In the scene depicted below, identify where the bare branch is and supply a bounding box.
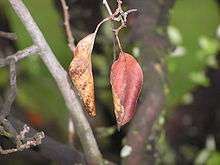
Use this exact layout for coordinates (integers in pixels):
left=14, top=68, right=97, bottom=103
left=0, top=45, right=39, bottom=68
left=102, top=0, right=113, bottom=15
left=0, top=46, right=39, bottom=142
left=0, top=124, right=44, bottom=155
left=122, top=0, right=176, bottom=164
left=59, top=0, right=76, bottom=146
left=113, top=25, right=124, bottom=52
left=102, top=0, right=137, bottom=52
left=59, top=0, right=76, bottom=52
left=8, top=0, right=103, bottom=164
left=0, top=57, right=45, bottom=156
left=0, top=57, right=16, bottom=118
left=0, top=31, right=17, bottom=40
left=9, top=116, right=86, bottom=164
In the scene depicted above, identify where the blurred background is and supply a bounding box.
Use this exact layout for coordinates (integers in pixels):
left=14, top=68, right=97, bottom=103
left=0, top=0, right=219, bottom=164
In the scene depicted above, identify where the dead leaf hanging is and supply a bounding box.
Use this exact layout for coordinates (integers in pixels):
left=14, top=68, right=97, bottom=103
left=110, top=52, right=143, bottom=128
left=69, top=33, right=96, bottom=117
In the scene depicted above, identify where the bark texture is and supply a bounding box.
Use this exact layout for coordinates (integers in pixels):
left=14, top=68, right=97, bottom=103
left=123, top=0, right=176, bottom=164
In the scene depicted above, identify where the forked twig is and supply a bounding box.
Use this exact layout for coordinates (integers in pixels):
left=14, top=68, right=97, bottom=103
left=0, top=45, right=39, bottom=68
left=0, top=124, right=44, bottom=154
left=8, top=0, right=103, bottom=164
left=0, top=50, right=44, bottom=155
left=102, top=0, right=137, bottom=52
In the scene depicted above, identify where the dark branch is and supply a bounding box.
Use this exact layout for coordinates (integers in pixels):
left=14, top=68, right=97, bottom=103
left=8, top=0, right=103, bottom=164
left=0, top=47, right=44, bottom=156
left=123, top=0, right=176, bottom=164
left=7, top=117, right=86, bottom=165
left=0, top=58, right=16, bottom=118
left=0, top=124, right=44, bottom=155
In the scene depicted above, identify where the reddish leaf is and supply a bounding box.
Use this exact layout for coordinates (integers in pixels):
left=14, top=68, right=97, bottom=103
left=69, top=33, right=96, bottom=117
left=110, top=52, right=143, bottom=128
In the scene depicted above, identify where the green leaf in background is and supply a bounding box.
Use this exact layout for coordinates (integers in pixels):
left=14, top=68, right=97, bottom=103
left=195, top=136, right=216, bottom=165
left=167, top=26, right=183, bottom=46
left=167, top=0, right=220, bottom=107
left=207, top=152, right=220, bottom=165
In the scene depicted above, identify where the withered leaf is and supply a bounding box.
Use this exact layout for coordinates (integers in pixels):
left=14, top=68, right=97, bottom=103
left=110, top=52, right=143, bottom=128
left=69, top=33, right=96, bottom=117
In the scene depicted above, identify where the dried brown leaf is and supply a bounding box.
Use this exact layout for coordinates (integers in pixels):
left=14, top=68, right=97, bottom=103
left=69, top=33, right=96, bottom=117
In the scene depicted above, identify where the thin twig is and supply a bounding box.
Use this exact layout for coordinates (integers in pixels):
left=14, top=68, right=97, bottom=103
left=94, top=16, right=113, bottom=34
left=102, top=0, right=117, bottom=59
left=59, top=0, right=77, bottom=146
left=8, top=0, right=103, bottom=164
left=10, top=116, right=86, bottom=164
left=0, top=124, right=44, bottom=154
left=0, top=45, right=39, bottom=68
left=102, top=0, right=137, bottom=53
left=0, top=55, right=44, bottom=155
left=0, top=31, right=17, bottom=40
left=0, top=57, right=16, bottom=118
left=102, top=0, right=113, bottom=15
left=60, top=0, right=76, bottom=52
left=113, top=24, right=125, bottom=52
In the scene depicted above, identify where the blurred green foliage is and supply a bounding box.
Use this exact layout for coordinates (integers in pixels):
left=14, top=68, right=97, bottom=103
left=167, top=0, right=220, bottom=107
left=163, top=0, right=220, bottom=164
left=207, top=152, right=220, bottom=165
